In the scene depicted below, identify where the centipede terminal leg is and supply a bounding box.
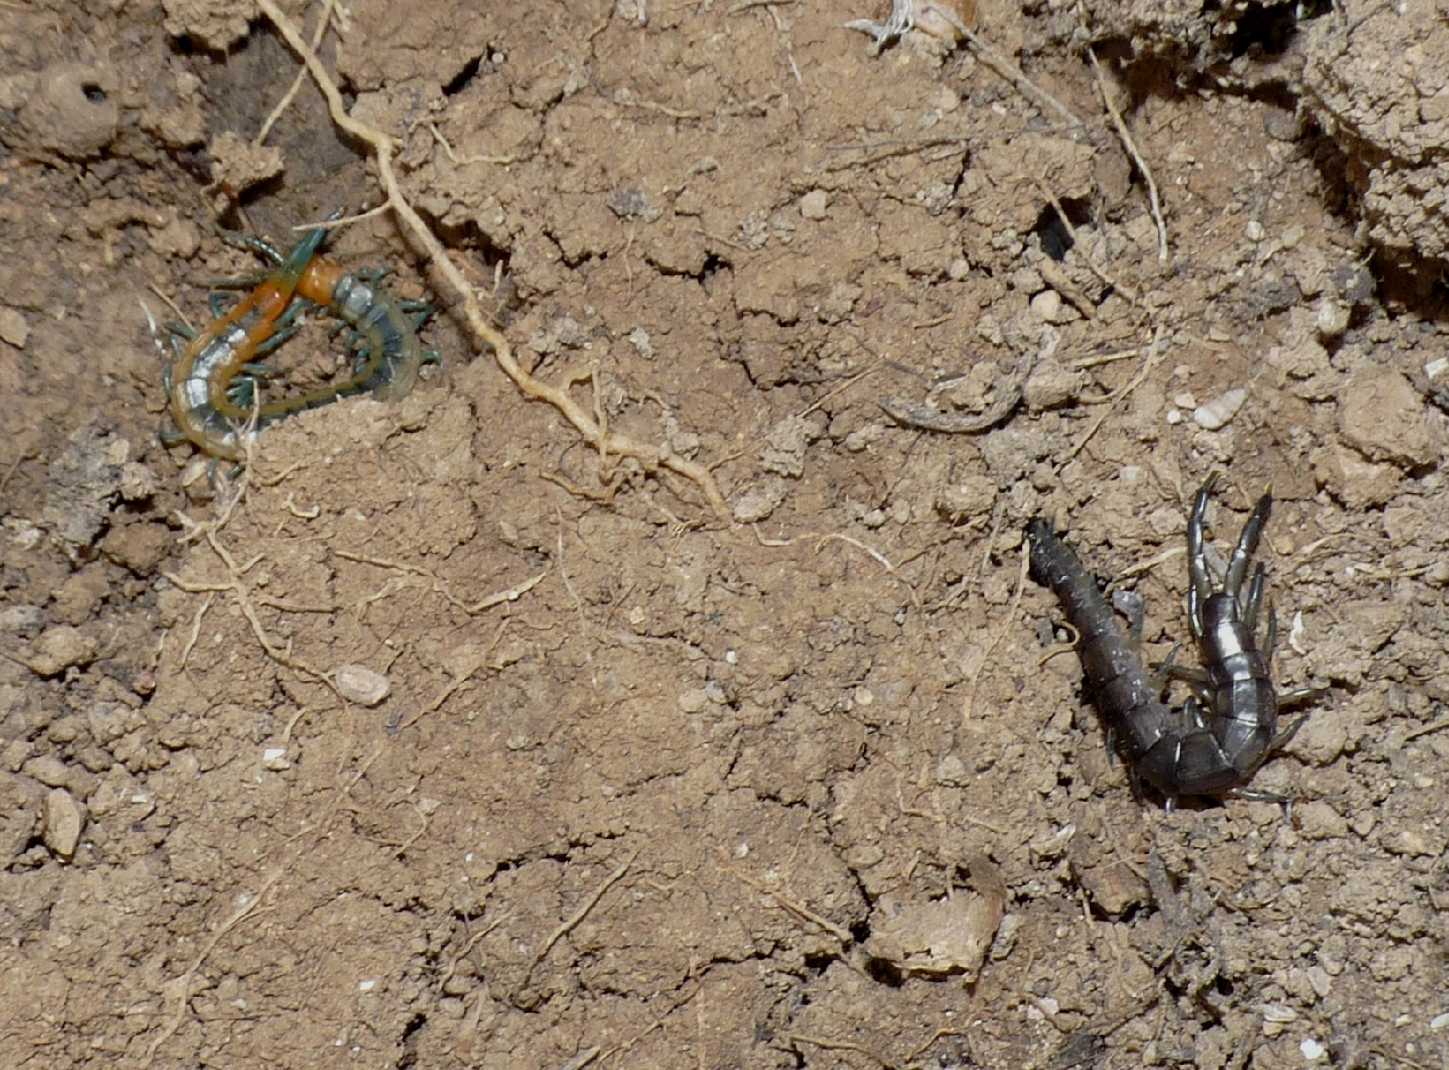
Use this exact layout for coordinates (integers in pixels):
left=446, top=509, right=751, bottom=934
left=1223, top=494, right=1272, bottom=599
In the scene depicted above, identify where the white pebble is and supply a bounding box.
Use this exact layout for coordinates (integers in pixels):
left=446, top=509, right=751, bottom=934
left=1193, top=387, right=1248, bottom=430
left=1300, top=1038, right=1326, bottom=1061
left=1030, top=289, right=1062, bottom=322
left=336, top=664, right=391, bottom=707
left=799, top=189, right=829, bottom=220
left=1431, top=1011, right=1449, bottom=1031
left=261, top=747, right=291, bottom=771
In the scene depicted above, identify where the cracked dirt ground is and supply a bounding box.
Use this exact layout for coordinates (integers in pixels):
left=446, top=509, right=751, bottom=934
left=1, top=1, right=1447, bottom=1067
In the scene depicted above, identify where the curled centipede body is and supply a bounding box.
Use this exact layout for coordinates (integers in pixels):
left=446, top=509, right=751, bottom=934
left=1026, top=494, right=1310, bottom=809
left=161, top=215, right=434, bottom=462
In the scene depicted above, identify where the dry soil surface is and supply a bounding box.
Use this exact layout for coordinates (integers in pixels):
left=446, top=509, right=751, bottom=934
left=1, top=1, right=1447, bottom=1068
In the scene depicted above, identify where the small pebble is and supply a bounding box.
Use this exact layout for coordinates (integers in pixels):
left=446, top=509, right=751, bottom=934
left=261, top=746, right=290, bottom=771
left=1260, top=1003, right=1297, bottom=1024
left=1300, top=1038, right=1326, bottom=1061
left=1193, top=387, right=1248, bottom=430
left=799, top=190, right=828, bottom=220
left=0, top=307, right=28, bottom=348
left=42, top=788, right=85, bottom=858
left=335, top=664, right=390, bottom=707
left=1029, top=289, right=1062, bottom=322
left=1314, top=296, right=1350, bottom=339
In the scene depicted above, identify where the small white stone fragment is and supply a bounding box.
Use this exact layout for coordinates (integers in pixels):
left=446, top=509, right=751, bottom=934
left=799, top=190, right=829, bottom=220
left=1314, top=296, right=1350, bottom=339
left=336, top=664, right=390, bottom=707
left=42, top=788, right=85, bottom=858
left=1194, top=387, right=1248, bottom=430
left=1245, top=219, right=1265, bottom=242
left=358, top=978, right=377, bottom=992
left=1289, top=610, right=1308, bottom=656
left=1300, top=1038, right=1326, bottom=1061
left=1430, top=1011, right=1449, bottom=1031
left=1029, top=289, right=1062, bottom=322
left=261, top=747, right=291, bottom=771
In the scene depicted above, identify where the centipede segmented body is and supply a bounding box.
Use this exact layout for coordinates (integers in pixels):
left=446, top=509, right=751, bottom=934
left=162, top=215, right=435, bottom=462
left=1027, top=475, right=1315, bottom=809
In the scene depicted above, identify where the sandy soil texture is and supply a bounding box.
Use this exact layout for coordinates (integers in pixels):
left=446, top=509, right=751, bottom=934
left=1, top=1, right=1446, bottom=1067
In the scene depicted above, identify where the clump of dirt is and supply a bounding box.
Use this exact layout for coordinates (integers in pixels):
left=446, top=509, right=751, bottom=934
left=1, top=0, right=1447, bottom=1067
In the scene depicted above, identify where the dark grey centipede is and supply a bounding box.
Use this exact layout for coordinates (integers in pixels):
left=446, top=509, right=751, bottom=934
left=1026, top=475, right=1315, bottom=808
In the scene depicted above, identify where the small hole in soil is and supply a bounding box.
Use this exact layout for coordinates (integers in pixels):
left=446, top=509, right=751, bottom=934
left=443, top=55, right=482, bottom=96
left=82, top=82, right=107, bottom=103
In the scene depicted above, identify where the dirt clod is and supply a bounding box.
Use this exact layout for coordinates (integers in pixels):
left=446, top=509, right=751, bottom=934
left=42, top=788, right=85, bottom=858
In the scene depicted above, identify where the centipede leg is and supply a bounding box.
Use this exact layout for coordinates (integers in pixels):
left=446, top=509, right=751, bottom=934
left=222, top=231, right=286, bottom=265
left=226, top=379, right=257, bottom=408
left=252, top=325, right=300, bottom=357
left=1278, top=686, right=1319, bottom=707
left=1153, top=644, right=1213, bottom=701
left=1186, top=478, right=1216, bottom=642
left=207, top=292, right=239, bottom=318
left=1223, top=493, right=1272, bottom=600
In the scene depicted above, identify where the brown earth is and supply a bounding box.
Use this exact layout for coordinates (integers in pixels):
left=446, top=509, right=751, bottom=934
left=1, top=1, right=1447, bottom=1067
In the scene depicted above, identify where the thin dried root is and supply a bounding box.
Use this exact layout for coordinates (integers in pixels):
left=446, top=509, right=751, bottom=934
left=256, top=0, right=731, bottom=523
